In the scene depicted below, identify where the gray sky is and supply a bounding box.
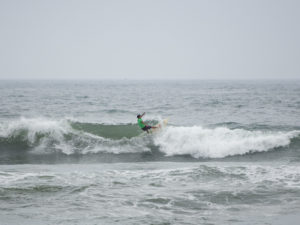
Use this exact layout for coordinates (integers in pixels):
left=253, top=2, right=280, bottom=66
left=0, top=0, right=299, bottom=80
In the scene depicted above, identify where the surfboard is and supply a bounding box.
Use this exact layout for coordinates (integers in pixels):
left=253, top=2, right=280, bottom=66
left=152, top=119, right=168, bottom=133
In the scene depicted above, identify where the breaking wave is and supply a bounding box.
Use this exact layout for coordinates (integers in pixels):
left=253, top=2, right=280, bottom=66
left=0, top=118, right=299, bottom=162
left=154, top=126, right=300, bottom=158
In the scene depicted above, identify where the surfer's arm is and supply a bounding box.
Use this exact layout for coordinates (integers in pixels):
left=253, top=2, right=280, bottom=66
left=141, top=112, right=145, bottom=118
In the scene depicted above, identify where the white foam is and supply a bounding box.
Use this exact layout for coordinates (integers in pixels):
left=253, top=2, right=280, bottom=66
left=154, top=126, right=300, bottom=158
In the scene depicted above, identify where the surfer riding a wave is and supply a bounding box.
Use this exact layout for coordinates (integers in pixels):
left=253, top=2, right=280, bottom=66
left=137, top=112, right=158, bottom=133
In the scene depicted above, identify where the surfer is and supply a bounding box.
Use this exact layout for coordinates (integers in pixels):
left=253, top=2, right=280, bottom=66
left=137, top=112, right=158, bottom=133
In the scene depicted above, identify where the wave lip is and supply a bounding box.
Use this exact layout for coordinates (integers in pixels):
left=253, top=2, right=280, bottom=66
left=154, top=126, right=300, bottom=158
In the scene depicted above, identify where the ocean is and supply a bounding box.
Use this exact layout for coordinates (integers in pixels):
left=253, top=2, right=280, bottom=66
left=0, top=80, right=300, bottom=225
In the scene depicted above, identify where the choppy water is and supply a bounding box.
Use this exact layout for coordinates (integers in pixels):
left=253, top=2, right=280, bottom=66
left=0, top=80, right=300, bottom=224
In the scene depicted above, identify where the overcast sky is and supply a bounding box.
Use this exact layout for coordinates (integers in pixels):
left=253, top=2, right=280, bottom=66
left=0, top=0, right=299, bottom=80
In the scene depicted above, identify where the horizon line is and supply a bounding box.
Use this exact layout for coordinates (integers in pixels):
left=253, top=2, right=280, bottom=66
left=0, top=78, right=300, bottom=81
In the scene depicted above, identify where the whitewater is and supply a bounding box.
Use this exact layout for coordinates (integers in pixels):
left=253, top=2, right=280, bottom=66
left=1, top=80, right=300, bottom=224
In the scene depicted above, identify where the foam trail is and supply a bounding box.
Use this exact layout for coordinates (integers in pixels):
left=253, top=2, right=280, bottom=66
left=154, top=126, right=300, bottom=158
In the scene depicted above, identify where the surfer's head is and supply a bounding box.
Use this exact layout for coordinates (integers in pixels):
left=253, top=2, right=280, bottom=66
left=137, top=114, right=141, bottom=118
